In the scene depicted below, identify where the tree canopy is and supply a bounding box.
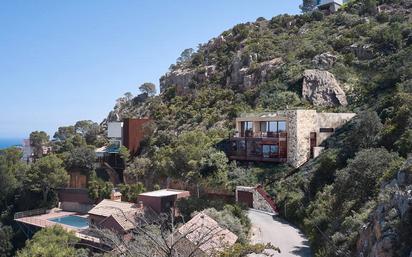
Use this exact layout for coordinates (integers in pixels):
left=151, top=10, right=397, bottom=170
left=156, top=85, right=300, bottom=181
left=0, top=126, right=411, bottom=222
left=139, top=82, right=156, bottom=96
left=16, top=226, right=79, bottom=257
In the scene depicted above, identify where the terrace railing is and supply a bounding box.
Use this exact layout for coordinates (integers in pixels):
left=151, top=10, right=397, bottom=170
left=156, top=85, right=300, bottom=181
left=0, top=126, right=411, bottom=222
left=233, top=131, right=287, bottom=139
left=14, top=208, right=47, bottom=219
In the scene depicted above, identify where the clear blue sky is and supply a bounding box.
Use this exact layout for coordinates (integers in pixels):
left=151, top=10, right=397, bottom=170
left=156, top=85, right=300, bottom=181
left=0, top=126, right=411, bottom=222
left=0, top=0, right=301, bottom=138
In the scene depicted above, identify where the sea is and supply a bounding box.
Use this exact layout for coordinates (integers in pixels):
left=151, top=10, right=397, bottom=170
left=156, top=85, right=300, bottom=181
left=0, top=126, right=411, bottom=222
left=0, top=138, right=23, bottom=149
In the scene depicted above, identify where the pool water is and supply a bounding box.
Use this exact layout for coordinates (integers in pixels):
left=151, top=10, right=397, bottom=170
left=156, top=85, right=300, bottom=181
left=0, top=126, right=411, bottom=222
left=49, top=215, right=89, bottom=229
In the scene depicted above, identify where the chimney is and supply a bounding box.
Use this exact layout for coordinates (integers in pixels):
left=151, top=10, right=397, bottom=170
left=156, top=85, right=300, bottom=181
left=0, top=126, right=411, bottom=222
left=110, top=189, right=122, bottom=202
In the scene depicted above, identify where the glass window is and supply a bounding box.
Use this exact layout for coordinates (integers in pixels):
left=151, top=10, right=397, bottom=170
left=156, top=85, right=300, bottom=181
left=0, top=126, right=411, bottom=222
left=245, top=121, right=253, bottom=131
left=241, top=122, right=253, bottom=136
left=277, top=121, right=286, bottom=132
left=241, top=121, right=253, bottom=132
left=260, top=122, right=267, bottom=132
left=262, top=145, right=270, bottom=158
left=270, top=145, right=279, bottom=154
left=262, top=144, right=279, bottom=157
left=268, top=122, right=277, bottom=132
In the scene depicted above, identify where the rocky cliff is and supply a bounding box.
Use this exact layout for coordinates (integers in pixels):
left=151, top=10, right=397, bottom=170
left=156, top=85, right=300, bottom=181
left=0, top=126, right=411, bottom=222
left=356, top=158, right=412, bottom=257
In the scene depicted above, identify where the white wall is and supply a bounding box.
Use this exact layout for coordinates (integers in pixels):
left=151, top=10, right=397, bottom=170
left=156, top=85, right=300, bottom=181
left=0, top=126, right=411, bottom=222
left=108, top=122, right=123, bottom=138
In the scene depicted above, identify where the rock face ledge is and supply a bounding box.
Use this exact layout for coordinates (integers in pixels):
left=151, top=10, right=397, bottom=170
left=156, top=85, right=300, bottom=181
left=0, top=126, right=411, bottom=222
left=312, top=52, right=337, bottom=70
left=302, top=69, right=348, bottom=107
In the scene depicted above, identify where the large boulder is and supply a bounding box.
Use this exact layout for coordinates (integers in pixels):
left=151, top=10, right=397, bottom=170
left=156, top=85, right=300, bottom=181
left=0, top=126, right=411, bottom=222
left=302, top=69, right=348, bottom=107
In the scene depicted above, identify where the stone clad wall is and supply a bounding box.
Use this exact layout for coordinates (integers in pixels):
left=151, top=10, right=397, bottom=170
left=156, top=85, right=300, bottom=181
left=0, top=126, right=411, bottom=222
left=236, top=186, right=274, bottom=213
left=287, top=110, right=317, bottom=168
left=316, top=112, right=356, bottom=145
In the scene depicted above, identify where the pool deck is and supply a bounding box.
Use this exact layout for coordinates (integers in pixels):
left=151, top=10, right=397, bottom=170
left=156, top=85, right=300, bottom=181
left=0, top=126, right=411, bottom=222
left=14, top=208, right=87, bottom=231
left=14, top=208, right=101, bottom=243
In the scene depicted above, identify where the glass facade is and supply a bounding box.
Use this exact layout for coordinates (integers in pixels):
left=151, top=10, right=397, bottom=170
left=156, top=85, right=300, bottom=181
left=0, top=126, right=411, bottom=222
left=259, top=121, right=286, bottom=134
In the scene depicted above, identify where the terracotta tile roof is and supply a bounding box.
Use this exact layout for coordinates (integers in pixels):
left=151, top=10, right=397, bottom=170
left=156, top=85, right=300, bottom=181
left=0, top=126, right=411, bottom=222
left=88, top=199, right=143, bottom=231
left=177, top=213, right=238, bottom=255
left=88, top=199, right=141, bottom=217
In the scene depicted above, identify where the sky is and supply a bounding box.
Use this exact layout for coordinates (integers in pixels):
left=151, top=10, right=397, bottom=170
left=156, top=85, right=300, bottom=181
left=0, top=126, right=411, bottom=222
left=0, top=0, right=301, bottom=138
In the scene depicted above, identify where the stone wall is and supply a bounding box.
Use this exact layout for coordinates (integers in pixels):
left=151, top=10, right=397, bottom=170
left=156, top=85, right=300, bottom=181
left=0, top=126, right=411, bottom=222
left=316, top=112, right=356, bottom=145
left=236, top=186, right=274, bottom=214
left=287, top=110, right=317, bottom=168
left=59, top=202, right=93, bottom=214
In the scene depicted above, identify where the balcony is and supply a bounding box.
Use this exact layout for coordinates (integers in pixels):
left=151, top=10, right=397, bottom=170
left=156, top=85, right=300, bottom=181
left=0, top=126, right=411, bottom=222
left=228, top=134, right=288, bottom=163
left=233, top=131, right=287, bottom=139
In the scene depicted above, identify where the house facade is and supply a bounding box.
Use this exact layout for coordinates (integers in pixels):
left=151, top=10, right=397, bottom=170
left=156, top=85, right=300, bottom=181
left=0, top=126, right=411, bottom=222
left=95, top=118, right=152, bottom=185
left=316, top=0, right=348, bottom=12
left=104, top=118, right=151, bottom=156
left=137, top=189, right=190, bottom=216
left=228, top=109, right=355, bottom=168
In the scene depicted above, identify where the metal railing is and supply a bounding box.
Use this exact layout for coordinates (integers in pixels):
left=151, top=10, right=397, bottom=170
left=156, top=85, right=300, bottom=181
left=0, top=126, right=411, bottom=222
left=233, top=131, right=287, bottom=139
left=14, top=208, right=47, bottom=219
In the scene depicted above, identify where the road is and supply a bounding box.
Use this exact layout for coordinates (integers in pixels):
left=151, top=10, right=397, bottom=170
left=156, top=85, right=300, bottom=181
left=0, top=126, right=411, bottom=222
left=247, top=210, right=312, bottom=257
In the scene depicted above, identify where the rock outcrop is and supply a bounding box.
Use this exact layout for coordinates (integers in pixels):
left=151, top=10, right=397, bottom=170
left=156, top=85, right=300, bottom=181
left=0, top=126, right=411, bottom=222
left=227, top=52, right=283, bottom=90
left=356, top=158, right=412, bottom=257
left=302, top=69, right=348, bottom=107
left=312, top=52, right=337, bottom=70
left=159, top=68, right=196, bottom=95
left=349, top=43, right=375, bottom=60
left=159, top=65, right=218, bottom=95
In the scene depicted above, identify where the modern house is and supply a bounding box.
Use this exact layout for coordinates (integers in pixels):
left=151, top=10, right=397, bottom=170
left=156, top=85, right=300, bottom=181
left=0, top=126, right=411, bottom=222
left=171, top=213, right=238, bottom=257
left=88, top=197, right=144, bottom=235
left=228, top=109, right=355, bottom=168
left=137, top=189, right=190, bottom=216
left=95, top=118, right=151, bottom=184
left=102, top=118, right=151, bottom=156
left=316, top=0, right=348, bottom=12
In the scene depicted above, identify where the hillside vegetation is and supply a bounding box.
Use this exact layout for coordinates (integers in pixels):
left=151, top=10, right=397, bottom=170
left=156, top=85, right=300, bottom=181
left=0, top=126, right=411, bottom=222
left=1, top=0, right=411, bottom=256
left=106, top=0, right=412, bottom=256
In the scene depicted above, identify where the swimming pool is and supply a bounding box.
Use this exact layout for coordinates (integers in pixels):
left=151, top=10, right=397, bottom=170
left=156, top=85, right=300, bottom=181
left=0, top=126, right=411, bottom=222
left=48, top=215, right=89, bottom=229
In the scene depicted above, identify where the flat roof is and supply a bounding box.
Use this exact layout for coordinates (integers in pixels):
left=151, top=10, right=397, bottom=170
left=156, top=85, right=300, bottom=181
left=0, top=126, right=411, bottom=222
left=139, top=189, right=188, bottom=197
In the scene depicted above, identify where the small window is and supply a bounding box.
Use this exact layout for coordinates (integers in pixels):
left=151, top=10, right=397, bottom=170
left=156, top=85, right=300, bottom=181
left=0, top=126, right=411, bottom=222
left=320, top=128, right=334, bottom=133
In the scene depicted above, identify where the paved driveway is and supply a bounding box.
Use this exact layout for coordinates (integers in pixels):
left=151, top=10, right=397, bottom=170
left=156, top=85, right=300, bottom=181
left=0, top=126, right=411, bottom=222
left=248, top=210, right=312, bottom=257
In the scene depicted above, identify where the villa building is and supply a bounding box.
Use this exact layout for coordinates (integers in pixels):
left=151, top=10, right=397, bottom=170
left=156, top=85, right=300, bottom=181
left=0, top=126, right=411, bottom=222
left=316, top=0, right=348, bottom=12
left=228, top=109, right=355, bottom=168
